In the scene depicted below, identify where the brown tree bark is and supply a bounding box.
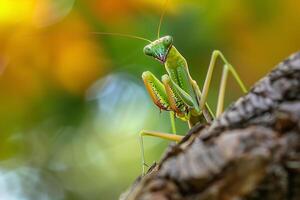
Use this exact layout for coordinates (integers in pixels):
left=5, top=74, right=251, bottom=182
left=121, top=52, right=300, bottom=200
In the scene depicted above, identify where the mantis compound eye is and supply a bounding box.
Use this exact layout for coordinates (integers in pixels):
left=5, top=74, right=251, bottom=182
left=143, top=46, right=153, bottom=56
left=163, top=36, right=173, bottom=47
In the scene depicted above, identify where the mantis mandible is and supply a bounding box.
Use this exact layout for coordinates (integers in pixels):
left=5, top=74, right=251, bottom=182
left=93, top=0, right=248, bottom=175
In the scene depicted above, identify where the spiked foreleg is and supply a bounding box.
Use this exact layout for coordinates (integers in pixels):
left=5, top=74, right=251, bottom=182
left=162, top=75, right=209, bottom=127
left=142, top=71, right=171, bottom=111
left=142, top=71, right=177, bottom=134
left=166, top=65, right=200, bottom=114
left=161, top=74, right=194, bottom=116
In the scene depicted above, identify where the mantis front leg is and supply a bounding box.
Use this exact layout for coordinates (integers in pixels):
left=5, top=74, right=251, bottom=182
left=143, top=71, right=195, bottom=133
left=200, top=50, right=248, bottom=117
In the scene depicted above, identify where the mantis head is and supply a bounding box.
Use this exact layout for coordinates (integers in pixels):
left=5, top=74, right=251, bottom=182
left=143, top=35, right=173, bottom=63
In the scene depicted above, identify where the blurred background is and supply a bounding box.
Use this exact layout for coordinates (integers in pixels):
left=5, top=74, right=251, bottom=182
left=0, top=0, right=300, bottom=199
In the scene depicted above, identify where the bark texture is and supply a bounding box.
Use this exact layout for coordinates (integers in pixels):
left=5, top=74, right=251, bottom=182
left=121, top=52, right=300, bottom=200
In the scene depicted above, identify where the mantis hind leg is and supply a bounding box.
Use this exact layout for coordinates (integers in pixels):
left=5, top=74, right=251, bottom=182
left=216, top=64, right=231, bottom=117
left=200, top=50, right=248, bottom=117
left=139, top=130, right=183, bottom=175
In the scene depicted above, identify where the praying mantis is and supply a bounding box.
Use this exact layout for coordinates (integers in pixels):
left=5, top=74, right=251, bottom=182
left=138, top=3, right=248, bottom=174
left=94, top=0, right=248, bottom=175
left=139, top=41, right=247, bottom=174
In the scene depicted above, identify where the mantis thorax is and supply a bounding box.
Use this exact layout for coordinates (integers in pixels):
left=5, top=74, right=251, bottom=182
left=165, top=46, right=187, bottom=69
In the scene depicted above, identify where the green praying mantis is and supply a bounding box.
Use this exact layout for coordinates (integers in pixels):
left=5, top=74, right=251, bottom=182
left=94, top=0, right=248, bottom=175
left=139, top=40, right=247, bottom=174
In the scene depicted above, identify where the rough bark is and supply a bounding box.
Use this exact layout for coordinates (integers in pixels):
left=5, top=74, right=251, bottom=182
left=120, top=52, right=300, bottom=200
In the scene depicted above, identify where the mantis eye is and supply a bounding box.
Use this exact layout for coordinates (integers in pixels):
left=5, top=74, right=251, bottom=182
left=163, top=36, right=173, bottom=46
left=143, top=46, right=152, bottom=56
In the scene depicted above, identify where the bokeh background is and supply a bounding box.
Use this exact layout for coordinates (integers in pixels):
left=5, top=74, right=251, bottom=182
left=0, top=0, right=300, bottom=199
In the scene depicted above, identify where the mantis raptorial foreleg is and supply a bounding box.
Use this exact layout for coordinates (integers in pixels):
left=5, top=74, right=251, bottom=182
left=200, top=50, right=248, bottom=117
left=142, top=71, right=192, bottom=132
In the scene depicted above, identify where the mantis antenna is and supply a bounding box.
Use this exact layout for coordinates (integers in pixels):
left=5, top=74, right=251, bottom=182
left=157, top=0, right=169, bottom=39
left=91, top=32, right=152, bottom=43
